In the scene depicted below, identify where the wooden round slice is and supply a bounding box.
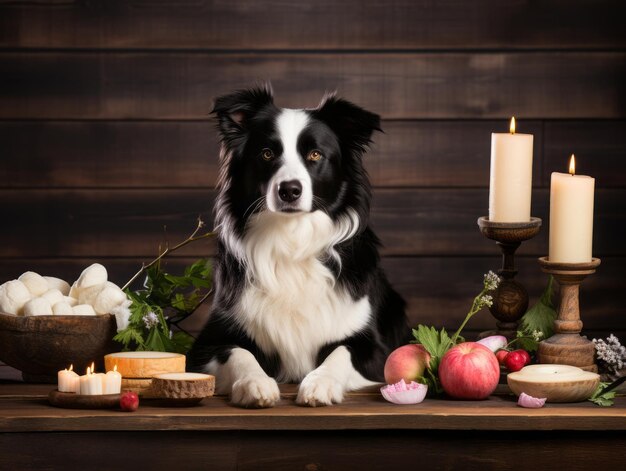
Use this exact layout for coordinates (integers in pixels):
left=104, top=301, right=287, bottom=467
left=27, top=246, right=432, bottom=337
left=151, top=372, right=215, bottom=403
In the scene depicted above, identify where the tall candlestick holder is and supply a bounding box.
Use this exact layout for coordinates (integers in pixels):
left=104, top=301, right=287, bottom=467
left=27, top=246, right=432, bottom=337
left=536, top=257, right=601, bottom=372
left=477, top=216, right=542, bottom=339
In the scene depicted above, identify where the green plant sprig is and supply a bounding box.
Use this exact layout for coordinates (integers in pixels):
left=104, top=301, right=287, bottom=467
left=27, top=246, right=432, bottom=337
left=411, top=271, right=500, bottom=395
left=121, top=218, right=215, bottom=291
left=113, top=218, right=215, bottom=354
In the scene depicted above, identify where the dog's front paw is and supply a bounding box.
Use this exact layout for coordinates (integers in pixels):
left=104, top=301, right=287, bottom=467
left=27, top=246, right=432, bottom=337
left=231, top=374, right=280, bottom=408
left=296, top=373, right=344, bottom=407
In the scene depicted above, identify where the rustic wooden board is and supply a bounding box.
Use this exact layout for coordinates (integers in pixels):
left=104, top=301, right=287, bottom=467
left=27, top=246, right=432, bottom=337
left=2, top=53, right=625, bottom=119
left=0, top=120, right=545, bottom=189
left=0, top=256, right=623, bottom=335
left=0, top=121, right=220, bottom=189
left=0, top=384, right=625, bottom=432
left=1, top=430, right=625, bottom=471
left=1, top=0, right=624, bottom=50
left=2, top=188, right=625, bottom=257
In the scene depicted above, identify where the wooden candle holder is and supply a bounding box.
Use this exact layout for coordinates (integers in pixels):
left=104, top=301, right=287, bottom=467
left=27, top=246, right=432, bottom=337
left=477, top=217, right=542, bottom=339
left=537, top=257, right=601, bottom=372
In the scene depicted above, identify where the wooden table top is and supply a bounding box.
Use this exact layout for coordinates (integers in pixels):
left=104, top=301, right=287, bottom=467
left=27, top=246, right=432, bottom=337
left=1, top=381, right=625, bottom=433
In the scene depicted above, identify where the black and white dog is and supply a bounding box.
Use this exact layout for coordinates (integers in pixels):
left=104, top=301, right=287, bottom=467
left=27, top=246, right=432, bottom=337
left=187, top=85, right=408, bottom=407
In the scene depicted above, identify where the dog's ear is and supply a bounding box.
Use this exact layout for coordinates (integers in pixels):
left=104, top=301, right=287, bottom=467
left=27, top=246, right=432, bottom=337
left=212, top=85, right=274, bottom=142
left=313, top=94, right=382, bottom=154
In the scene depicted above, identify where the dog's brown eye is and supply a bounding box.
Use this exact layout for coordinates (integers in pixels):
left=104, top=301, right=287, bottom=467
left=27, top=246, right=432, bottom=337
left=261, top=149, right=274, bottom=161
left=308, top=150, right=322, bottom=161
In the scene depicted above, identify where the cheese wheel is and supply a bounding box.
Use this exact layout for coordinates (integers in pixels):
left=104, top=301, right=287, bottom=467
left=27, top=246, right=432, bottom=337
left=104, top=351, right=185, bottom=378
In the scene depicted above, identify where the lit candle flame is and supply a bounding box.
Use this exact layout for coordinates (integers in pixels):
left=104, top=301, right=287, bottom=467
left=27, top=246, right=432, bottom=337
left=86, top=366, right=91, bottom=375
left=113, top=364, right=118, bottom=373
left=90, top=361, right=95, bottom=373
left=69, top=364, right=73, bottom=372
left=509, top=117, right=516, bottom=134
left=569, top=154, right=576, bottom=176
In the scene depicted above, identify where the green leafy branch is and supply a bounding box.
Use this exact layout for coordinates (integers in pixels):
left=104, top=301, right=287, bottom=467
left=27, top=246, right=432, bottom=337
left=113, top=219, right=215, bottom=354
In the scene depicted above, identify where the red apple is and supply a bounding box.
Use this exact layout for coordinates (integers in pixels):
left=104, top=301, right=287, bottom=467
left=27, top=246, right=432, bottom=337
left=495, top=350, right=509, bottom=365
left=439, top=342, right=500, bottom=400
left=120, top=391, right=139, bottom=412
left=384, top=344, right=431, bottom=384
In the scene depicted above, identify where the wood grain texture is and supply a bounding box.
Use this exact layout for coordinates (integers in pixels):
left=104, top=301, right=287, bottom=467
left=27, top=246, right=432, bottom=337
left=0, top=384, right=625, bottom=432
left=0, top=121, right=220, bottom=188
left=0, top=120, right=544, bottom=189
left=0, top=430, right=624, bottom=471
left=1, top=0, right=625, bottom=50
left=2, top=52, right=625, bottom=119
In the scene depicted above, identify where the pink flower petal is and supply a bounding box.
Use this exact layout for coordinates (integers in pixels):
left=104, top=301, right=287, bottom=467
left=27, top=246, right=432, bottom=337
left=380, top=380, right=428, bottom=405
left=517, top=392, right=547, bottom=408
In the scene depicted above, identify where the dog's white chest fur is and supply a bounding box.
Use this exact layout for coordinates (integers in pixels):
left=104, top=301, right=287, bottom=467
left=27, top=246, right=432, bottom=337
left=236, top=211, right=371, bottom=382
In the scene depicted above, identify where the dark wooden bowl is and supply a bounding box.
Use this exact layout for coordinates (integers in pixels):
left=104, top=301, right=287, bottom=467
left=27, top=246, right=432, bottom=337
left=0, top=313, right=119, bottom=383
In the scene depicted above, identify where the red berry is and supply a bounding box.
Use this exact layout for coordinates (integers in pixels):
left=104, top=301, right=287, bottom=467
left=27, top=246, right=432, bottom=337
left=120, top=391, right=139, bottom=412
left=504, top=351, right=526, bottom=372
left=516, top=349, right=531, bottom=366
left=495, top=350, right=509, bottom=365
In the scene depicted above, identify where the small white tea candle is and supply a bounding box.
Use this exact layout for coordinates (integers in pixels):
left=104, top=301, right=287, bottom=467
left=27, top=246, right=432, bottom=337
left=549, top=155, right=595, bottom=263
left=79, top=365, right=103, bottom=395
left=489, top=117, right=534, bottom=222
left=57, top=364, right=80, bottom=393
left=104, top=365, right=122, bottom=394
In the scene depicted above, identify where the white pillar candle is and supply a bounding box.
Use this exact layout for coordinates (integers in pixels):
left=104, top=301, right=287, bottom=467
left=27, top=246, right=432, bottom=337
left=489, top=117, right=534, bottom=222
left=79, top=366, right=103, bottom=395
left=95, top=372, right=107, bottom=391
left=104, top=365, right=122, bottom=394
left=57, top=364, right=80, bottom=393
left=549, top=155, right=595, bottom=263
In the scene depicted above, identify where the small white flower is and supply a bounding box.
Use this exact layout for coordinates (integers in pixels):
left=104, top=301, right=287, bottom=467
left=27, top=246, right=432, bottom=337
left=483, top=271, right=501, bottom=291
left=479, top=294, right=493, bottom=308
left=532, top=330, right=544, bottom=341
left=142, top=311, right=159, bottom=329
left=594, top=335, right=626, bottom=372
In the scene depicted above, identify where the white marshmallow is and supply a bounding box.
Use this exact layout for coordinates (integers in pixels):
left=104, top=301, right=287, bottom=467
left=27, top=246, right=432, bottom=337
left=78, top=283, right=106, bottom=306
left=72, top=304, right=96, bottom=316
left=18, top=272, right=49, bottom=297
left=68, top=281, right=80, bottom=299
left=0, top=280, right=32, bottom=315
left=23, top=297, right=53, bottom=316
left=40, top=289, right=64, bottom=305
left=63, top=296, right=78, bottom=307
left=43, top=276, right=71, bottom=296
left=52, top=301, right=74, bottom=316
left=93, top=284, right=128, bottom=315
left=75, top=263, right=108, bottom=290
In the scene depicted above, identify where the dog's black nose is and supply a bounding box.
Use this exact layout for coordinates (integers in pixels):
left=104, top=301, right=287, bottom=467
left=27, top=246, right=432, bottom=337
left=278, top=180, right=302, bottom=203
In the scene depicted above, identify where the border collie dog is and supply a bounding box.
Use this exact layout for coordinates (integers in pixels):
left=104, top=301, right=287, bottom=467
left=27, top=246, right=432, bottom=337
left=188, top=85, right=408, bottom=407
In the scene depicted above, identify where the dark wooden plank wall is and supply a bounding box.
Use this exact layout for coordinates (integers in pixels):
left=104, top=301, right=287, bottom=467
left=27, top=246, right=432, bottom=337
left=1, top=0, right=625, bottom=341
